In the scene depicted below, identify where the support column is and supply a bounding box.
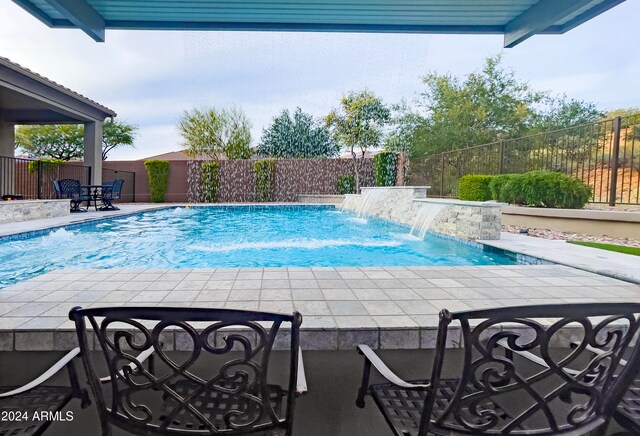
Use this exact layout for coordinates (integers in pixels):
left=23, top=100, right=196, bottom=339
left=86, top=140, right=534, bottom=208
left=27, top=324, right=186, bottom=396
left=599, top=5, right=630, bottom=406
left=0, top=120, right=16, bottom=196
left=83, top=120, right=102, bottom=184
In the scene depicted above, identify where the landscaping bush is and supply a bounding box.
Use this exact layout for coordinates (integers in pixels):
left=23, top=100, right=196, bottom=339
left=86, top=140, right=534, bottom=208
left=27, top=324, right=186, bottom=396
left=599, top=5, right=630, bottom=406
left=458, top=175, right=494, bottom=201
left=500, top=171, right=591, bottom=208
left=253, top=159, right=276, bottom=202
left=144, top=160, right=169, bottom=203
left=373, top=151, right=398, bottom=186
left=521, top=171, right=591, bottom=208
left=489, top=173, right=519, bottom=201
left=200, top=161, right=220, bottom=202
left=337, top=175, right=356, bottom=194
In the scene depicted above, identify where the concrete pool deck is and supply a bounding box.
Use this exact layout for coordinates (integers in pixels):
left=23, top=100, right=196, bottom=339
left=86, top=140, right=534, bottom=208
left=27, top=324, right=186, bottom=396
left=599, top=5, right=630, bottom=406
left=1, top=203, right=639, bottom=352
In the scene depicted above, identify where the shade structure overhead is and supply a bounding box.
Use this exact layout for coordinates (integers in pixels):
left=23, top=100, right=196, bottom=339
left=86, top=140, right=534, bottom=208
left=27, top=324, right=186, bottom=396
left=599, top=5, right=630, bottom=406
left=12, top=0, right=625, bottom=46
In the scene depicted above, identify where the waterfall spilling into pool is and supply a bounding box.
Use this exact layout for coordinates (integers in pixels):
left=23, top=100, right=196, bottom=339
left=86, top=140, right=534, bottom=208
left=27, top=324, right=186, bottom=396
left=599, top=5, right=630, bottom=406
left=410, top=204, right=446, bottom=239
left=357, top=188, right=385, bottom=219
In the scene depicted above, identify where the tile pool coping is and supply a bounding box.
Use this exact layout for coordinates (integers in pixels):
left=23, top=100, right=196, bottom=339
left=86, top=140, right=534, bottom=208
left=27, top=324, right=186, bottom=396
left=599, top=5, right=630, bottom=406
left=0, top=264, right=639, bottom=351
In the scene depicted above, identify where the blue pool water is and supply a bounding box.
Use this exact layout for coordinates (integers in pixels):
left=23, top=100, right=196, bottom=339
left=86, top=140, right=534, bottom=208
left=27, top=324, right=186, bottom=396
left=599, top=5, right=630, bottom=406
left=0, top=206, right=515, bottom=287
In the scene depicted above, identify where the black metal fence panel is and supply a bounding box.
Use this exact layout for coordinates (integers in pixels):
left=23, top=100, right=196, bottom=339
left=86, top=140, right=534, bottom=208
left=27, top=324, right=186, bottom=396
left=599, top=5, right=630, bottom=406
left=0, top=157, right=91, bottom=199
left=408, top=115, right=640, bottom=205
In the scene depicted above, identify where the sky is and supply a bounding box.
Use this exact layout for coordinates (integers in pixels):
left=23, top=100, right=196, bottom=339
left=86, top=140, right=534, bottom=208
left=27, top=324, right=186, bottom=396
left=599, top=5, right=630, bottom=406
left=0, top=1, right=638, bottom=161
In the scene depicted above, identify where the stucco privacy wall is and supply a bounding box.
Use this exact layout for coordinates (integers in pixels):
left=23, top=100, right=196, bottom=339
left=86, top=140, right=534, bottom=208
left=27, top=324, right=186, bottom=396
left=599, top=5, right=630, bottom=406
left=341, top=187, right=502, bottom=240
left=0, top=199, right=69, bottom=224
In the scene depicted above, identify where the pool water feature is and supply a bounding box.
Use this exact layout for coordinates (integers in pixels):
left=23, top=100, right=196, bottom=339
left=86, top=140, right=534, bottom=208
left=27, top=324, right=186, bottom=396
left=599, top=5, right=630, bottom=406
left=0, top=206, right=516, bottom=287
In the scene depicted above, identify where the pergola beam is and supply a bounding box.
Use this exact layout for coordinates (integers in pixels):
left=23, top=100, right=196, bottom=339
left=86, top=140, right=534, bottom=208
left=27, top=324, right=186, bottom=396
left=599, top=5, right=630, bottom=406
left=42, top=0, right=105, bottom=42
left=504, top=0, right=600, bottom=48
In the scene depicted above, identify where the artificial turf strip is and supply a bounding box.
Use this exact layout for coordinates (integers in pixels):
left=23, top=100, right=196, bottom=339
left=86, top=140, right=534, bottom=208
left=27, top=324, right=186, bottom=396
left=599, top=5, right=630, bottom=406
left=568, top=240, right=640, bottom=256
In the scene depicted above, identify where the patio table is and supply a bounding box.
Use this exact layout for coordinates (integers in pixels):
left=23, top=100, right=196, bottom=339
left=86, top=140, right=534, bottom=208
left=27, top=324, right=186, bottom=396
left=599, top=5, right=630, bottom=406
left=81, top=184, right=111, bottom=211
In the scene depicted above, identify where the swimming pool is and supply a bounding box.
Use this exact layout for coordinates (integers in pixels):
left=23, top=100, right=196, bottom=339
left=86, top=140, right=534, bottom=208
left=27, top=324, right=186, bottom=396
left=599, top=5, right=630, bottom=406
left=0, top=205, right=516, bottom=287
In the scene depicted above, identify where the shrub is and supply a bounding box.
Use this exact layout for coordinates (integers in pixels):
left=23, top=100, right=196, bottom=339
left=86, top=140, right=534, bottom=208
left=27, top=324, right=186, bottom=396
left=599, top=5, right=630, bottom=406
left=144, top=160, right=170, bottom=203
left=500, top=174, right=528, bottom=205
left=458, top=175, right=494, bottom=201
left=200, top=161, right=220, bottom=202
left=519, top=171, right=592, bottom=208
left=489, top=174, right=519, bottom=201
left=253, top=159, right=276, bottom=202
left=373, top=152, right=398, bottom=186
left=337, top=175, right=356, bottom=194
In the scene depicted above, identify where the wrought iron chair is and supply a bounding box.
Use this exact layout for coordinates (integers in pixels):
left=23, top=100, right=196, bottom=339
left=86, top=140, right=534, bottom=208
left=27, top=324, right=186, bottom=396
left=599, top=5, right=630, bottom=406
left=0, top=347, right=90, bottom=436
left=53, top=179, right=91, bottom=212
left=355, top=303, right=640, bottom=436
left=69, top=306, right=306, bottom=436
left=98, top=179, right=124, bottom=211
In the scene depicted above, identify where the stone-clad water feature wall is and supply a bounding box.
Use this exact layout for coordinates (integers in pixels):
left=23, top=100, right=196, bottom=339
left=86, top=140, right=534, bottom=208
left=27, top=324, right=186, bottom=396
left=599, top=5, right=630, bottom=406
left=341, top=187, right=502, bottom=240
left=0, top=199, right=69, bottom=224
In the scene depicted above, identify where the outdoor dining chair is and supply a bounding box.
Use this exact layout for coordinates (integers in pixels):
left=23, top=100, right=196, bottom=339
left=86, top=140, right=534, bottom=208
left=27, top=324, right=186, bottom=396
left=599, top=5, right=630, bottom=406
left=69, top=306, right=306, bottom=436
left=98, top=179, right=124, bottom=211
left=355, top=303, right=640, bottom=436
left=53, top=179, right=91, bottom=212
left=0, top=347, right=90, bottom=436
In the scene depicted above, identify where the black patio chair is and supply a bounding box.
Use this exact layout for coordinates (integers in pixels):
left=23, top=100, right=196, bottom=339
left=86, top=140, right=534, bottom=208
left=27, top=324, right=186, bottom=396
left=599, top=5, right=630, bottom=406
left=98, top=179, right=124, bottom=211
left=355, top=303, right=640, bottom=436
left=53, top=179, right=91, bottom=212
left=69, top=306, right=306, bottom=436
left=0, top=347, right=90, bottom=436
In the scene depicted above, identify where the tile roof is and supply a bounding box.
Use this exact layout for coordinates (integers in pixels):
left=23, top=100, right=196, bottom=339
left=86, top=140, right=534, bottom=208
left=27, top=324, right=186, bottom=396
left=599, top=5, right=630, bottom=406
left=0, top=56, right=116, bottom=117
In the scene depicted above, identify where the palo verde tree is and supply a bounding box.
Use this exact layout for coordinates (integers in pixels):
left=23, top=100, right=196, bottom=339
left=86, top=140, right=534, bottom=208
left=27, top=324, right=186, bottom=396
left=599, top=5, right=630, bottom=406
left=258, top=107, right=338, bottom=158
left=15, top=120, right=137, bottom=161
left=177, top=107, right=252, bottom=159
left=326, top=90, right=390, bottom=191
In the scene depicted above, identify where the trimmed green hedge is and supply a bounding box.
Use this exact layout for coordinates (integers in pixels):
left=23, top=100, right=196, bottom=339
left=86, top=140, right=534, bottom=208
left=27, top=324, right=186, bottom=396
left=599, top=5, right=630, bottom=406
left=489, top=174, right=519, bottom=202
left=337, top=175, right=356, bottom=194
left=144, top=160, right=170, bottom=203
left=373, top=152, right=398, bottom=186
left=253, top=159, right=276, bottom=202
left=461, top=171, right=592, bottom=208
left=458, top=175, right=494, bottom=201
left=200, top=161, right=220, bottom=203
left=508, top=171, right=591, bottom=208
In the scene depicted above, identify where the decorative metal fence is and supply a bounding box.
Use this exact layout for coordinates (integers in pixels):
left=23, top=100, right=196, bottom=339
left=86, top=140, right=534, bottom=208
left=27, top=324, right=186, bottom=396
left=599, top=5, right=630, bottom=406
left=102, top=168, right=135, bottom=202
left=408, top=115, right=640, bottom=205
left=0, top=156, right=91, bottom=199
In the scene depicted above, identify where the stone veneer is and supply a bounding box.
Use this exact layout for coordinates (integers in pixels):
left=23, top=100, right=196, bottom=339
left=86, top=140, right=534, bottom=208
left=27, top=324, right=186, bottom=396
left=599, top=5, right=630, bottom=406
left=0, top=199, right=70, bottom=224
left=341, top=187, right=502, bottom=240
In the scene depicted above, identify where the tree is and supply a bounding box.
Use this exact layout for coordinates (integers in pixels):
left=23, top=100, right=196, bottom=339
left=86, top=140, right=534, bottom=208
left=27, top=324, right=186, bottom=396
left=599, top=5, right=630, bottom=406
left=101, top=120, right=137, bottom=160
left=16, top=124, right=83, bottom=160
left=16, top=120, right=136, bottom=161
left=384, top=102, right=424, bottom=185
left=326, top=90, right=390, bottom=191
left=258, top=107, right=338, bottom=158
left=411, top=55, right=602, bottom=158
left=178, top=107, right=252, bottom=159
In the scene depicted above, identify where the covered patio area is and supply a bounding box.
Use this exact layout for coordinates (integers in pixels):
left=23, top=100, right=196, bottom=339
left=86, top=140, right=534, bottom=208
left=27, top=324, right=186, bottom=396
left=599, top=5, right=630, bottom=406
left=0, top=56, right=116, bottom=197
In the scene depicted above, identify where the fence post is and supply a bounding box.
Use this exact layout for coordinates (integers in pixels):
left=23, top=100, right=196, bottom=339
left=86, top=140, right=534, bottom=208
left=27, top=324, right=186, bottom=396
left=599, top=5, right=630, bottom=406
left=439, top=154, right=445, bottom=197
left=36, top=160, right=42, bottom=199
left=608, top=116, right=622, bottom=207
left=498, top=141, right=505, bottom=174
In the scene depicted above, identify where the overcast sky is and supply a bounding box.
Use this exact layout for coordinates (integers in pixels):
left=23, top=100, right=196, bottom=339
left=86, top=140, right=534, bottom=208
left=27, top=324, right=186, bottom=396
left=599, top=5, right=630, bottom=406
left=1, top=1, right=638, bottom=160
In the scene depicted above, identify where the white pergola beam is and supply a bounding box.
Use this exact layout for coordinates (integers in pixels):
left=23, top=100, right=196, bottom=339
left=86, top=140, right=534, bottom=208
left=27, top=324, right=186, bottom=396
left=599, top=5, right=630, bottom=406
left=43, top=0, right=105, bottom=42
left=504, top=0, right=599, bottom=48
